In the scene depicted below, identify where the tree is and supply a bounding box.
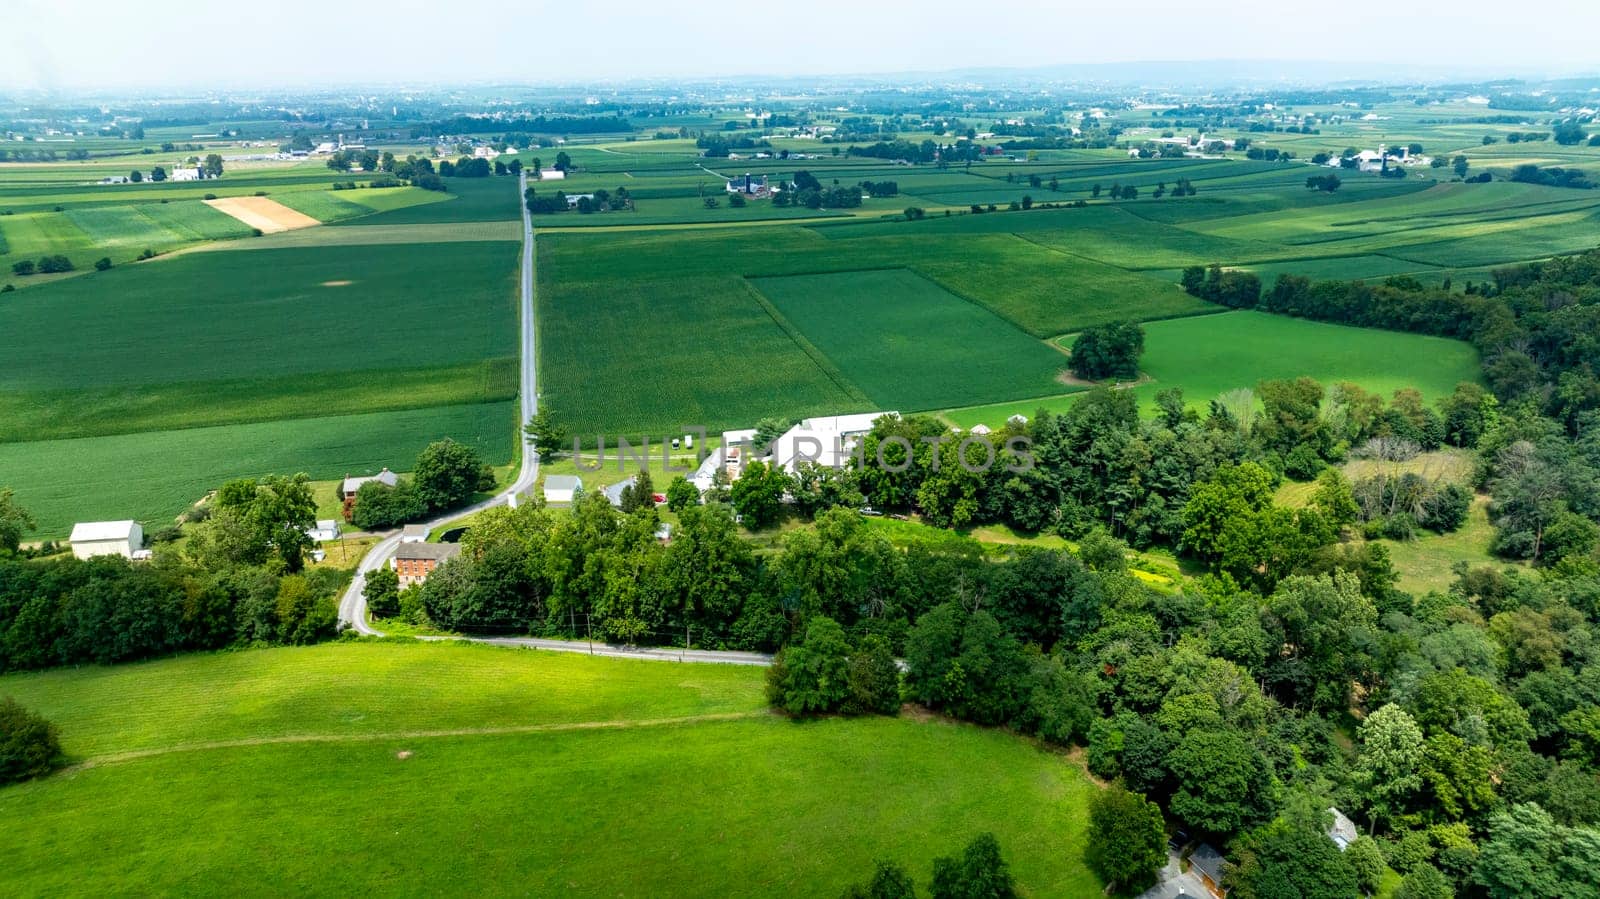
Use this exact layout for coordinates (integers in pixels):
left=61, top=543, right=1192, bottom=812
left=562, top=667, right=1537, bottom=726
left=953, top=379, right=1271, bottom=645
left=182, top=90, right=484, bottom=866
left=150, top=165, right=167, bottom=182
left=930, top=833, right=1016, bottom=899
left=215, top=473, right=318, bottom=571
left=0, top=697, right=61, bottom=784
left=129, top=169, right=143, bottom=183
left=1166, top=728, right=1274, bottom=836
left=1474, top=803, right=1600, bottom=899
left=1229, top=821, right=1359, bottom=899
left=1085, top=784, right=1167, bottom=892
left=1355, top=704, right=1425, bottom=831
left=554, top=151, right=572, bottom=172
left=619, top=469, right=656, bottom=514
left=0, top=488, right=36, bottom=555
left=365, top=565, right=400, bottom=618
left=766, top=615, right=851, bottom=714
left=665, top=475, right=699, bottom=512
left=842, top=861, right=918, bottom=899
left=1069, top=321, right=1145, bottom=380
left=1346, top=836, right=1387, bottom=894
left=1395, top=864, right=1454, bottom=899
left=94, top=257, right=112, bottom=271
left=524, top=407, right=568, bottom=461
left=202, top=154, right=224, bottom=178
left=845, top=633, right=901, bottom=715
left=729, top=461, right=789, bottom=529
left=413, top=438, right=493, bottom=513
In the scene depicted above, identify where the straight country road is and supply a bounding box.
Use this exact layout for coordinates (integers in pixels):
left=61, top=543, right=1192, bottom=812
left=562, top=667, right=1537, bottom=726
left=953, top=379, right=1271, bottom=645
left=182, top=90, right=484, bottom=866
left=335, top=172, right=772, bottom=667
left=336, top=171, right=540, bottom=636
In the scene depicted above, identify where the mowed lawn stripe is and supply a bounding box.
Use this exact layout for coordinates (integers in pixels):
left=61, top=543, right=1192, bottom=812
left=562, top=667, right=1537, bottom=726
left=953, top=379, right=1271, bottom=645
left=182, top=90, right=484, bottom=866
left=751, top=269, right=1068, bottom=412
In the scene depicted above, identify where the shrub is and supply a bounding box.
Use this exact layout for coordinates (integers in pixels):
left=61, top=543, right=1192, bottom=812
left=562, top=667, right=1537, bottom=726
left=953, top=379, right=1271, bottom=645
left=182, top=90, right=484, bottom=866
left=844, top=633, right=901, bottom=715
left=0, top=697, right=62, bottom=784
left=11, top=260, right=35, bottom=276
left=36, top=255, right=74, bottom=274
left=94, top=257, right=112, bottom=271
left=1, top=284, right=14, bottom=293
left=203, top=193, right=217, bottom=200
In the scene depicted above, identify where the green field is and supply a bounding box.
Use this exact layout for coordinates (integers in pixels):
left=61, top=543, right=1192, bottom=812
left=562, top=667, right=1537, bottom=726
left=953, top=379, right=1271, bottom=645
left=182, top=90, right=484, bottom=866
left=942, top=311, right=1480, bottom=429
left=0, top=401, right=515, bottom=536
left=751, top=269, right=1068, bottom=411
left=0, top=643, right=1099, bottom=897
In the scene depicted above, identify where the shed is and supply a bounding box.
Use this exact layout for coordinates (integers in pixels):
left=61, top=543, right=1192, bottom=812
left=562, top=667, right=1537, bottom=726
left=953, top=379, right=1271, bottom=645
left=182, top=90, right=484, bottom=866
left=307, top=519, right=342, bottom=542
left=400, top=524, right=429, bottom=543
left=69, top=520, right=144, bottom=560
left=544, top=474, right=582, bottom=504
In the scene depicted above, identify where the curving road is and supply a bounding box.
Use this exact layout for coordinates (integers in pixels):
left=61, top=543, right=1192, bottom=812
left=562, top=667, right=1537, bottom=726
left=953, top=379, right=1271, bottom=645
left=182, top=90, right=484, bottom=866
left=335, top=172, right=772, bottom=667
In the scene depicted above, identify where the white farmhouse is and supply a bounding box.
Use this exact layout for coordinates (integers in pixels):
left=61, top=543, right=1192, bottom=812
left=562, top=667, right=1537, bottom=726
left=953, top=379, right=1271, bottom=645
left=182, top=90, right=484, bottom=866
left=69, top=520, right=144, bottom=560
left=306, top=519, right=342, bottom=542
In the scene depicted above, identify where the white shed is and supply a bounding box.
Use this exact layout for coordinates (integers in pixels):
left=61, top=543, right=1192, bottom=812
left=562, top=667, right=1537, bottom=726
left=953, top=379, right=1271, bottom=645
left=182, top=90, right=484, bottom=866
left=69, top=520, right=144, bottom=560
left=307, top=519, right=342, bottom=542
left=543, top=474, right=582, bottom=504
left=400, top=524, right=429, bottom=543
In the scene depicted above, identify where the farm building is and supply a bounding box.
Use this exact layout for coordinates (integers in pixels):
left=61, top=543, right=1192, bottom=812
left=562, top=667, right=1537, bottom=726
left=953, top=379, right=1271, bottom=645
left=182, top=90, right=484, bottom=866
left=544, top=474, right=582, bottom=503
left=539, top=169, right=566, bottom=181
left=391, top=542, right=460, bottom=587
left=169, top=167, right=204, bottom=182
left=306, top=520, right=342, bottom=542
left=68, top=520, right=144, bottom=560
left=725, top=173, right=770, bottom=197
left=564, top=193, right=596, bottom=209
left=400, top=524, right=429, bottom=543
left=706, top=413, right=895, bottom=485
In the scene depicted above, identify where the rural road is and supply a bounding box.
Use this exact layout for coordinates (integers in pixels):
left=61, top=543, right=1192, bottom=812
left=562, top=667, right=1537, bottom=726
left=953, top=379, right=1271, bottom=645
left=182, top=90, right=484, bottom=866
left=337, top=171, right=541, bottom=637
left=335, top=172, right=773, bottom=668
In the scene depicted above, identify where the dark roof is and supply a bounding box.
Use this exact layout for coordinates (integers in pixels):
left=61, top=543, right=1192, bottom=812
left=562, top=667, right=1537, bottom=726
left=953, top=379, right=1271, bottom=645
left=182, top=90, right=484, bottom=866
left=395, top=542, right=461, bottom=562
left=1188, top=844, right=1227, bottom=882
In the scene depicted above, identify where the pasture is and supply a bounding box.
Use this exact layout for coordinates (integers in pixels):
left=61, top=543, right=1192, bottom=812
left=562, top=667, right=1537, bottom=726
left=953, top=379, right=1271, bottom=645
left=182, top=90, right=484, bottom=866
left=0, top=643, right=1100, bottom=897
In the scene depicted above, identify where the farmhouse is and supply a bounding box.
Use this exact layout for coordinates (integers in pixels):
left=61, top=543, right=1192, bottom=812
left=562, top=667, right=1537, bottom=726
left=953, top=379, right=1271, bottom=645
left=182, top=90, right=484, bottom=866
left=68, top=520, right=144, bottom=560
left=472, top=146, right=500, bottom=160
left=306, top=519, right=342, bottom=542
left=391, top=542, right=460, bottom=587
left=699, top=413, right=895, bottom=490
left=544, top=474, right=582, bottom=503
left=342, top=468, right=398, bottom=501
left=603, top=476, right=635, bottom=508
left=169, top=166, right=204, bottom=182
left=564, top=193, right=596, bottom=209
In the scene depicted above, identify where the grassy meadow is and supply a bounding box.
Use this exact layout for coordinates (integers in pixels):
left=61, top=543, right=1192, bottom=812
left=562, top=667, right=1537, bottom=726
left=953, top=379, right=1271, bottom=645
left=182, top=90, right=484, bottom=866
left=0, top=643, right=1100, bottom=897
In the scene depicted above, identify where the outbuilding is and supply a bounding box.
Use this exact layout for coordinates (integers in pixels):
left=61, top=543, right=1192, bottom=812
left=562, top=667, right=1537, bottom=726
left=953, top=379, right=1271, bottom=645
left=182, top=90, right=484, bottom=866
left=400, top=524, right=429, bottom=543
left=69, top=520, right=144, bottom=560
left=307, top=519, right=342, bottom=542
left=543, top=474, right=582, bottom=504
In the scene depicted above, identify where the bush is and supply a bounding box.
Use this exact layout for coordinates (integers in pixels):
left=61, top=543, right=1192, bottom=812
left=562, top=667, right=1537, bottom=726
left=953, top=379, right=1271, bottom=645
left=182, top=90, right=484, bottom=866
left=1, top=284, right=14, bottom=293
left=11, top=260, right=35, bottom=276
left=1283, top=444, right=1326, bottom=481
left=844, top=633, right=901, bottom=715
left=36, top=255, right=74, bottom=274
left=94, top=257, right=112, bottom=271
left=203, top=193, right=217, bottom=200
left=0, top=697, right=62, bottom=784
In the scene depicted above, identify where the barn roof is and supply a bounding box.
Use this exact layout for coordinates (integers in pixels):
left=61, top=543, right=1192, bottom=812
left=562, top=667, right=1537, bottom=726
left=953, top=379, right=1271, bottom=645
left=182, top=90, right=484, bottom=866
left=69, top=520, right=139, bottom=542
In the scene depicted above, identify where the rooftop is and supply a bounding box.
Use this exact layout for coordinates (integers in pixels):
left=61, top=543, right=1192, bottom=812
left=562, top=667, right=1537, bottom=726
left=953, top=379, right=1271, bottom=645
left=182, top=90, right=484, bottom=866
left=394, top=542, right=461, bottom=562
left=69, top=520, right=139, bottom=542
left=545, top=474, right=582, bottom=490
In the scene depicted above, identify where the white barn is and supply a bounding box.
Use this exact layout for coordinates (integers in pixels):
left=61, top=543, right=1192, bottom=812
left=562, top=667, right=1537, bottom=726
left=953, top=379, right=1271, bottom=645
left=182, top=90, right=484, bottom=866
left=69, top=520, right=144, bottom=560
left=543, top=474, right=582, bottom=504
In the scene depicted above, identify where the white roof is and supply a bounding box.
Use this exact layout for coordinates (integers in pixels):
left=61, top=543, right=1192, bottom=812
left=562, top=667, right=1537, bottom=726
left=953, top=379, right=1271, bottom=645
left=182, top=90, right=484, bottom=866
left=70, top=520, right=139, bottom=542
left=342, top=468, right=397, bottom=494
left=401, top=524, right=429, bottom=538
left=545, top=474, right=582, bottom=490
left=316, top=519, right=340, bottom=531
left=798, top=412, right=893, bottom=435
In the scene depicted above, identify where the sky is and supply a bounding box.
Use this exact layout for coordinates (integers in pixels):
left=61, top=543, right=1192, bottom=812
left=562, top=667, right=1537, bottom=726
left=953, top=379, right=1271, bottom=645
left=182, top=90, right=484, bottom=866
left=5, top=0, right=1599, bottom=92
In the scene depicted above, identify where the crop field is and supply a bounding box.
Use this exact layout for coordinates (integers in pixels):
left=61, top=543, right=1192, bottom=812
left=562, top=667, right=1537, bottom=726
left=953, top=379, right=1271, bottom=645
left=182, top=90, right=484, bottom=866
left=751, top=269, right=1068, bottom=411
left=0, top=166, right=525, bottom=536
left=0, top=643, right=1099, bottom=897
left=536, top=151, right=1600, bottom=443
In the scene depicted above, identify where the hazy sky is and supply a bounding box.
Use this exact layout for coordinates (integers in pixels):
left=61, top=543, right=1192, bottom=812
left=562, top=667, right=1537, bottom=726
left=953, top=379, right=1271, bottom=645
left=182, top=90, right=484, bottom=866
left=5, top=0, right=1598, bottom=91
